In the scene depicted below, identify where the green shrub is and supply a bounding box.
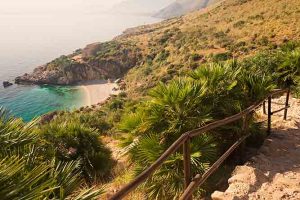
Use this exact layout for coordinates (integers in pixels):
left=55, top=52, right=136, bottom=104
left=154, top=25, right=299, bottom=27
left=109, top=98, right=124, bottom=111
left=214, top=31, right=227, bottom=38
left=119, top=58, right=280, bottom=198
left=39, top=122, right=113, bottom=181
left=47, top=55, right=75, bottom=71
left=155, top=50, right=170, bottom=63
left=280, top=41, right=300, bottom=52
left=258, top=36, right=270, bottom=46
left=118, top=91, right=127, bottom=98
left=143, top=66, right=152, bottom=76
left=212, top=52, right=233, bottom=62
left=119, top=79, right=218, bottom=198
left=190, top=53, right=203, bottom=62
left=0, top=108, right=104, bottom=199
left=233, top=20, right=246, bottom=28
left=277, top=48, right=300, bottom=87
left=158, top=31, right=174, bottom=45
left=78, top=112, right=111, bottom=134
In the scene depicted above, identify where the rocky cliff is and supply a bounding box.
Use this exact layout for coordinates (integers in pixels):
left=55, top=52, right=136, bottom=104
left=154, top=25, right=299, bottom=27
left=16, top=41, right=142, bottom=85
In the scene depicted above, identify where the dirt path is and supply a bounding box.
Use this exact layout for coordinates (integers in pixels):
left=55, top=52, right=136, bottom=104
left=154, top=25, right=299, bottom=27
left=212, top=95, right=300, bottom=200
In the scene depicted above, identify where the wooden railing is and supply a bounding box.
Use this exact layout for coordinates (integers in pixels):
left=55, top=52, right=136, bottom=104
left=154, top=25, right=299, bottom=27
left=109, top=89, right=291, bottom=200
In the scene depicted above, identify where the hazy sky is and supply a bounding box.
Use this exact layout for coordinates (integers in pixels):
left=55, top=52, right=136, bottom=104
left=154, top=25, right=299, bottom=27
left=0, top=0, right=124, bottom=14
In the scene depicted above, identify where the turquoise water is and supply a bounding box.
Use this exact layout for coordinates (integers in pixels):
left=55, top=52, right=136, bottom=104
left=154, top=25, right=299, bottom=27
left=0, top=84, right=84, bottom=122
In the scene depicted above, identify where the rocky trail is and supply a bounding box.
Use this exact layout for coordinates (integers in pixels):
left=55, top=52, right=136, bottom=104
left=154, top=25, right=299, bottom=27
left=212, top=95, right=300, bottom=200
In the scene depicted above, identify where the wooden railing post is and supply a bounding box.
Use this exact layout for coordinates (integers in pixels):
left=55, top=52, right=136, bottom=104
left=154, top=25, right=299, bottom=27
left=267, top=96, right=272, bottom=135
left=284, top=88, right=290, bottom=120
left=263, top=101, right=266, bottom=114
left=183, top=137, right=192, bottom=200
left=239, top=114, right=250, bottom=161
left=243, top=114, right=250, bottom=136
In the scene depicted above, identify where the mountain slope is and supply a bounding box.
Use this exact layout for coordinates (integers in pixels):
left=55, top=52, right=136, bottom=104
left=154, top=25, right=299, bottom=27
left=154, top=0, right=222, bottom=18
left=17, top=0, right=300, bottom=95
left=110, top=0, right=174, bottom=15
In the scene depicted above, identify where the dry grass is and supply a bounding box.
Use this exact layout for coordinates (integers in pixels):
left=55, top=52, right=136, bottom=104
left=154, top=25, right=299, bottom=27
left=116, top=0, right=300, bottom=97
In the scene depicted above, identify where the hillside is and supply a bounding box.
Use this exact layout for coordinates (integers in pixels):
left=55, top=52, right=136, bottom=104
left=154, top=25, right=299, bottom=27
left=153, top=0, right=222, bottom=19
left=8, top=0, right=300, bottom=199
left=16, top=0, right=300, bottom=94
left=109, top=0, right=174, bottom=15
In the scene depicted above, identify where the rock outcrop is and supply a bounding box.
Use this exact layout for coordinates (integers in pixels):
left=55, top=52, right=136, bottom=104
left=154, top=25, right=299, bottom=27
left=16, top=41, right=142, bottom=85
left=3, top=81, right=13, bottom=88
left=15, top=62, right=97, bottom=85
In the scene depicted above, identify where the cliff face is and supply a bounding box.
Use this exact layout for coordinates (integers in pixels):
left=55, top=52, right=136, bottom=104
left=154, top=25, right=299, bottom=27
left=16, top=41, right=142, bottom=85
left=16, top=62, right=95, bottom=85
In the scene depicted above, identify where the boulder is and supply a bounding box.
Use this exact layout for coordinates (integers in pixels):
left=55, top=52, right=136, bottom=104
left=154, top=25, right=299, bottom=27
left=3, top=81, right=13, bottom=88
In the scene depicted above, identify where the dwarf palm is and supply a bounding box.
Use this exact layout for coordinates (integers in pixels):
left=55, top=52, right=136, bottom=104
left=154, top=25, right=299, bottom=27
left=119, top=80, right=217, bottom=199
left=190, top=61, right=242, bottom=117
left=129, top=134, right=217, bottom=199
left=146, top=79, right=212, bottom=143
left=0, top=108, right=104, bottom=199
left=39, top=121, right=113, bottom=181
left=277, top=49, right=300, bottom=87
left=238, top=71, right=276, bottom=105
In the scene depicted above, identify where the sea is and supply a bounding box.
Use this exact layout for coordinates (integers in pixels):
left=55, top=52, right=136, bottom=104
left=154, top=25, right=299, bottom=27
left=0, top=1, right=160, bottom=121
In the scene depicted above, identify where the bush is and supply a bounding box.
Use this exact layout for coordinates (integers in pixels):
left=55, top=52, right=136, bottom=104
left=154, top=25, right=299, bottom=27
left=155, top=50, right=170, bottom=63
left=233, top=20, right=246, bottom=28
left=78, top=112, right=111, bottom=134
left=158, top=31, right=174, bottom=45
left=109, top=98, right=124, bottom=111
left=277, top=48, right=300, bottom=87
left=47, top=55, right=75, bottom=71
left=118, top=58, right=279, bottom=198
left=0, top=108, right=104, bottom=199
left=212, top=52, right=233, bottom=62
left=39, top=122, right=113, bottom=181
left=258, top=36, right=269, bottom=46
left=190, top=53, right=203, bottom=62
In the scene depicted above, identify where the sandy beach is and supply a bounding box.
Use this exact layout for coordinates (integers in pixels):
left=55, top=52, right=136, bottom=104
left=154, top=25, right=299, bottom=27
left=78, top=80, right=119, bottom=107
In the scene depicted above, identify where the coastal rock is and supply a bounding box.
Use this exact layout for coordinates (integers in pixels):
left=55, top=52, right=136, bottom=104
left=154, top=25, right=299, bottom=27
left=3, top=81, right=13, bottom=88
left=16, top=41, right=141, bottom=85
left=15, top=62, right=102, bottom=85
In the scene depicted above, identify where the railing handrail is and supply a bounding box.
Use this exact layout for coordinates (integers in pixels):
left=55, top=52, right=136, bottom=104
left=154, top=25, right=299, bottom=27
left=109, top=89, right=290, bottom=200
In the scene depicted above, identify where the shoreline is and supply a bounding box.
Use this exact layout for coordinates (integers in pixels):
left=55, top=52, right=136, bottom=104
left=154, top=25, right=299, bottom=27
left=77, top=80, right=119, bottom=107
